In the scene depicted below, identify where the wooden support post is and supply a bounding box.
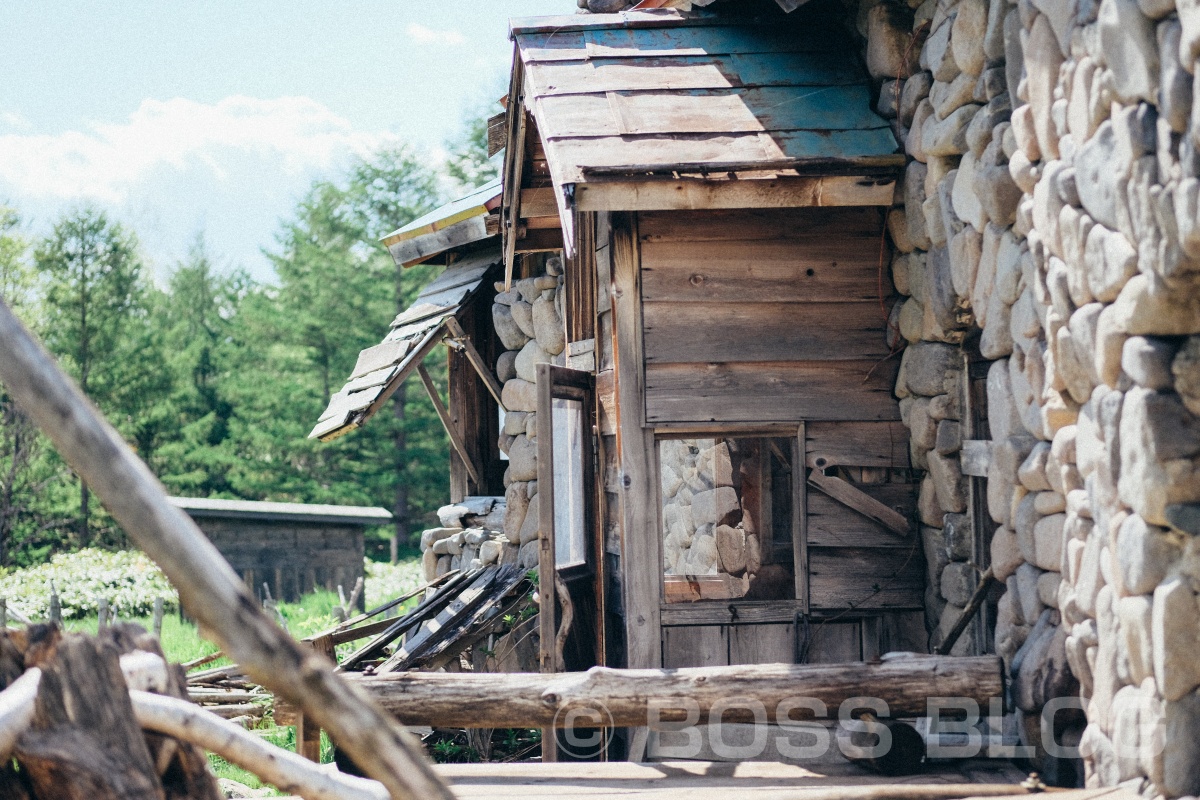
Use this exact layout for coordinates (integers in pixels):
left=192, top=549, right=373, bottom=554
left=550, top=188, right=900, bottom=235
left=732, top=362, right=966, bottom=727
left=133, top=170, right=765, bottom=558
left=417, top=362, right=482, bottom=488
left=535, top=361, right=559, bottom=763
left=345, top=655, right=1005, bottom=729
left=0, top=299, right=453, bottom=800
left=935, top=568, right=996, bottom=656
left=445, top=316, right=506, bottom=410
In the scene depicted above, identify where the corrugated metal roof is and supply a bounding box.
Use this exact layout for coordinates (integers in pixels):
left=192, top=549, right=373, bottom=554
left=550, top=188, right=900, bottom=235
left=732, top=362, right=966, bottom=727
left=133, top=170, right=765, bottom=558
left=510, top=10, right=900, bottom=230
left=169, top=497, right=392, bottom=525
left=309, top=250, right=500, bottom=441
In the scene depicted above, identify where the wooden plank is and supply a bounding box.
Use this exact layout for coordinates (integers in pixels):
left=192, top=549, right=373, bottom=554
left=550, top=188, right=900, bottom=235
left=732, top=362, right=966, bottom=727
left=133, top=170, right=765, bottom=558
left=596, top=369, right=617, bottom=436
left=391, top=284, right=474, bottom=327
left=417, top=259, right=497, bottom=298
left=728, top=623, right=794, bottom=665
left=576, top=175, right=895, bottom=212
left=804, top=621, right=862, bottom=663
left=807, top=484, right=918, bottom=549
left=807, top=548, right=925, bottom=611
left=644, top=360, right=901, bottom=424
left=643, top=302, right=892, bottom=363
left=640, top=239, right=889, bottom=305
left=662, top=625, right=728, bottom=668
left=515, top=227, right=565, bottom=253
left=807, top=471, right=909, bottom=538
left=535, top=364, right=560, bottom=763
left=388, top=216, right=490, bottom=268
left=487, top=110, right=507, bottom=157
left=516, top=25, right=841, bottom=62
left=664, top=575, right=748, bottom=602
left=961, top=440, right=992, bottom=478
left=805, top=421, right=911, bottom=470
left=523, top=52, right=862, bottom=97
left=342, top=365, right=398, bottom=394
left=418, top=363, right=482, bottom=489
left=638, top=207, right=883, bottom=243
left=519, top=187, right=559, bottom=218
left=545, top=130, right=900, bottom=184
left=502, top=61, right=528, bottom=290
left=350, top=339, right=412, bottom=381
left=612, top=212, right=662, bottom=670
left=535, top=86, right=881, bottom=139
left=445, top=316, right=506, bottom=410
left=794, top=425, right=809, bottom=615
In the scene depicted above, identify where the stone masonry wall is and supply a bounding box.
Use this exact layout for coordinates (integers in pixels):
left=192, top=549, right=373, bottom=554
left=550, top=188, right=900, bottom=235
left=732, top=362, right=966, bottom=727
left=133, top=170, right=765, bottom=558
left=866, top=0, right=1200, bottom=791
left=494, top=256, right=568, bottom=571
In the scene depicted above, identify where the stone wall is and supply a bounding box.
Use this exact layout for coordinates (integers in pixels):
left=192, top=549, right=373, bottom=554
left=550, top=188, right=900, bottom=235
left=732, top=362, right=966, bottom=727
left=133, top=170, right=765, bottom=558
left=417, top=256, right=567, bottom=580
left=866, top=0, right=1200, bottom=791
left=494, top=256, right=568, bottom=571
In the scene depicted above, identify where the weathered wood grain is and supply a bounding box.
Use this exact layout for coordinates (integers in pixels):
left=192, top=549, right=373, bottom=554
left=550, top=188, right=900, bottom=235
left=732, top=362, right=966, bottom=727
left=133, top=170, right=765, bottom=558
left=807, top=484, right=917, bottom=549
left=640, top=241, right=889, bottom=304
left=728, top=623, right=794, bottom=665
left=346, top=656, right=1004, bottom=727
left=643, top=302, right=892, bottom=363
left=805, top=421, right=911, bottom=469
left=807, top=471, right=909, bottom=538
left=638, top=207, right=883, bottom=243
left=575, top=174, right=896, bottom=212
left=644, top=360, right=901, bottom=423
left=807, top=548, right=924, bottom=611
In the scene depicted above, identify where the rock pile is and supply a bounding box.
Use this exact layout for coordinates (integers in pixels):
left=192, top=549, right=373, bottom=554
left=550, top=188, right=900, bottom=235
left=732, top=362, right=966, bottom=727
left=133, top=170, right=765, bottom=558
left=866, top=0, right=1200, bottom=789
left=418, top=497, right=510, bottom=582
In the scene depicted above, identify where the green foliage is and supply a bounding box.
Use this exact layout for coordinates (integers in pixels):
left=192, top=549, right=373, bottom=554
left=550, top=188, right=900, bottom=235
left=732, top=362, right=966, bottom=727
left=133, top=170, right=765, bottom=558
left=0, top=548, right=177, bottom=620
left=446, top=98, right=502, bottom=192
left=0, top=111, right=499, bottom=565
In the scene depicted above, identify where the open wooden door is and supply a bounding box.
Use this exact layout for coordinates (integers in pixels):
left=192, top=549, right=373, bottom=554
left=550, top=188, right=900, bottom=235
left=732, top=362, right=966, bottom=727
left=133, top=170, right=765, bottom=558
left=536, top=362, right=605, bottom=761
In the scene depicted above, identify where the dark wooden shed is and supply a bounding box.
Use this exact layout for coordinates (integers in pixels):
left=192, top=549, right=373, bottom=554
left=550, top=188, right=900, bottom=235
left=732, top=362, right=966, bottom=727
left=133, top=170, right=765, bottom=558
left=169, top=497, right=390, bottom=605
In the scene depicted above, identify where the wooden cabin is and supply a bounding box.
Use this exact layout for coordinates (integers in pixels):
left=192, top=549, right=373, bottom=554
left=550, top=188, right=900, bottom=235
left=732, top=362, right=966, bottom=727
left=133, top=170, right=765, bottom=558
left=313, top=2, right=931, bottom=738
left=169, top=496, right=389, bottom=605
left=497, top=7, right=924, bottom=683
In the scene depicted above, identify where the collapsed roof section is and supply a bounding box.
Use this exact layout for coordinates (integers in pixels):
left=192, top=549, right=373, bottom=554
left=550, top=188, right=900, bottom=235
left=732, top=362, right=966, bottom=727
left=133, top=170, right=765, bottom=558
left=502, top=9, right=903, bottom=252
left=309, top=250, right=500, bottom=442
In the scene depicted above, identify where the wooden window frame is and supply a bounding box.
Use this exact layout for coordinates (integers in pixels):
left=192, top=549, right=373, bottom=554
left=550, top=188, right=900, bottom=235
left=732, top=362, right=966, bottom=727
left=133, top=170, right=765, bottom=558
left=652, top=423, right=808, bottom=627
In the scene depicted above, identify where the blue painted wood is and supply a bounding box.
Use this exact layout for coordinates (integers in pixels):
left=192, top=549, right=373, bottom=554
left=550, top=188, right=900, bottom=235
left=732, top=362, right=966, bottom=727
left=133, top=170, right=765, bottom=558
left=524, top=52, right=865, bottom=96
left=536, top=85, right=888, bottom=138
left=518, top=25, right=846, bottom=62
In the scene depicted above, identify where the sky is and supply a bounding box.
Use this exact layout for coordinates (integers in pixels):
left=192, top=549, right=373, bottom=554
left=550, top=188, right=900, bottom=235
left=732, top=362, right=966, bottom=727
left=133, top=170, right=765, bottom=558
left=0, top=1, right=566, bottom=283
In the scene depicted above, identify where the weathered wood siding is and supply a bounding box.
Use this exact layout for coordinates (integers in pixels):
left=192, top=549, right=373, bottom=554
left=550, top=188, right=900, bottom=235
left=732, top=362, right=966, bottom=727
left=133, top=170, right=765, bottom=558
left=637, top=208, right=900, bottom=424
left=192, top=518, right=365, bottom=605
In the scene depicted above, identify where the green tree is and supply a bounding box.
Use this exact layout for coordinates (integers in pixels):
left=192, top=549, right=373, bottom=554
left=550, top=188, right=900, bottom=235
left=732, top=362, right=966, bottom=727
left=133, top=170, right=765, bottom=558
left=0, top=205, right=75, bottom=566
left=445, top=99, right=502, bottom=192
left=151, top=235, right=248, bottom=498
left=35, top=207, right=166, bottom=546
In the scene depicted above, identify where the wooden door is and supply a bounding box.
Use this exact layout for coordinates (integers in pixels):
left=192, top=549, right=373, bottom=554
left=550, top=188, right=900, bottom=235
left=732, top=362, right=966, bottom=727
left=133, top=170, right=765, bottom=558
left=536, top=363, right=605, bottom=760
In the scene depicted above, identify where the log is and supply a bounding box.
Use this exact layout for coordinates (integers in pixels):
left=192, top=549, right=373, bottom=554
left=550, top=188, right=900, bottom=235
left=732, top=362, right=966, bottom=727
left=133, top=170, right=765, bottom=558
left=346, top=655, right=1003, bottom=729
left=0, top=668, right=39, bottom=762
left=0, top=300, right=452, bottom=800
left=130, top=690, right=388, bottom=800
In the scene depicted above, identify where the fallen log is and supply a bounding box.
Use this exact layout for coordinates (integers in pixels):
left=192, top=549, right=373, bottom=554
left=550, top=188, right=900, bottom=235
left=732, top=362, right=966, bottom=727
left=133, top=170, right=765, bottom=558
left=0, top=302, right=451, bottom=800
left=347, top=655, right=1003, bottom=729
left=131, top=691, right=388, bottom=800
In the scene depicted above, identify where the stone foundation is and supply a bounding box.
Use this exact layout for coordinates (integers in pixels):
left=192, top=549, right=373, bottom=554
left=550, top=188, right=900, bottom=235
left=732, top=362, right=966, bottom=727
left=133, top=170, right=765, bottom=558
left=864, top=0, right=1200, bottom=790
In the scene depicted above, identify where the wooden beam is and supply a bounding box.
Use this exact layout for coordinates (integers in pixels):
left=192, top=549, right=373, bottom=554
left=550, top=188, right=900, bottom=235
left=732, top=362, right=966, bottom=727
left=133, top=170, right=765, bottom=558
left=346, top=655, right=1005, bottom=729
left=535, top=361, right=559, bottom=762
left=418, top=363, right=482, bottom=489
left=807, top=470, right=910, bottom=538
left=611, top=212, right=662, bottom=671
left=520, top=187, right=559, bottom=218
left=575, top=175, right=896, bottom=212
left=388, top=216, right=490, bottom=269
left=445, top=316, right=506, bottom=410
left=503, top=66, right=528, bottom=291
left=0, top=300, right=452, bottom=800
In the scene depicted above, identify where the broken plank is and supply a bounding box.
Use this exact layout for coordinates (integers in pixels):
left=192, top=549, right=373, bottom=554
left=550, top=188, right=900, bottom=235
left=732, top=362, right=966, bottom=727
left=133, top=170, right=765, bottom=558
left=807, top=470, right=909, bottom=537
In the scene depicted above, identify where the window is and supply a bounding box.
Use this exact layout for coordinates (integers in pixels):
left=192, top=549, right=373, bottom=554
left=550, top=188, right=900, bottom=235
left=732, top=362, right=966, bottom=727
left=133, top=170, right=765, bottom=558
left=552, top=397, right=588, bottom=569
left=659, top=435, right=796, bottom=603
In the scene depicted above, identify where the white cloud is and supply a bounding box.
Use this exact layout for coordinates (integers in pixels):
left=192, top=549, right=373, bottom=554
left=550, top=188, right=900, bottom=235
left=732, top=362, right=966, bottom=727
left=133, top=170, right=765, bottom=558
left=406, top=22, right=466, bottom=46
left=0, top=111, right=31, bottom=131
left=0, top=95, right=399, bottom=205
